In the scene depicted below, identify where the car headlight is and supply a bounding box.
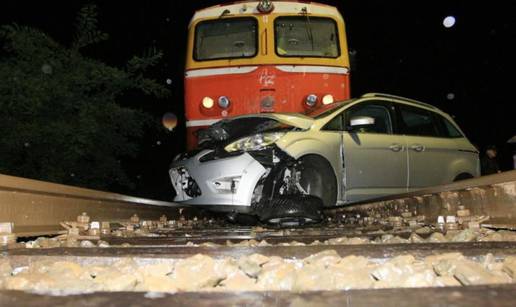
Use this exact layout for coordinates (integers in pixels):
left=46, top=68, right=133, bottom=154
left=224, top=132, right=285, bottom=152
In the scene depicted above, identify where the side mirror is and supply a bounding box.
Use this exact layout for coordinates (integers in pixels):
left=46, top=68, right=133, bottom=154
left=349, top=116, right=375, bottom=130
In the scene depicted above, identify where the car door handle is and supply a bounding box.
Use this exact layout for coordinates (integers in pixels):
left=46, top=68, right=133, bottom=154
left=388, top=144, right=403, bottom=152
left=410, top=144, right=425, bottom=152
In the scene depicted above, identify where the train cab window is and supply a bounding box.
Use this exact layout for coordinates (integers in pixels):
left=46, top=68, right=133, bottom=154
left=274, top=16, right=340, bottom=58
left=194, top=18, right=257, bottom=61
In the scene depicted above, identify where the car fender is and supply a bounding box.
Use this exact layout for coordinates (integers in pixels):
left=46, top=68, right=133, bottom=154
left=447, top=156, right=479, bottom=182
left=276, top=135, right=342, bottom=195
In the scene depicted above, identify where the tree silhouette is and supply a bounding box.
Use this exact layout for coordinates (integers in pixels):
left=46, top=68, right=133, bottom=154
left=0, top=4, right=169, bottom=190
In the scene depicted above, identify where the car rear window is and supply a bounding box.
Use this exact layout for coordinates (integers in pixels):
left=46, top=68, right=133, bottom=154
left=437, top=115, right=464, bottom=138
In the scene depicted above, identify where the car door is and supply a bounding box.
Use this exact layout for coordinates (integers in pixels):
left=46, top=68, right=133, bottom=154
left=396, top=103, right=456, bottom=188
left=341, top=100, right=408, bottom=202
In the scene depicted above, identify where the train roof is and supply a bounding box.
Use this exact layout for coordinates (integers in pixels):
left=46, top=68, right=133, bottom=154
left=190, top=1, right=343, bottom=25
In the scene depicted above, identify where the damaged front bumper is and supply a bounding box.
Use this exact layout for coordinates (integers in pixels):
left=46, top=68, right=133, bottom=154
left=169, top=150, right=268, bottom=211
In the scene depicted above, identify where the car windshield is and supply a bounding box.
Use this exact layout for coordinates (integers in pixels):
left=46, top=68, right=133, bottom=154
left=306, top=99, right=355, bottom=119
left=194, top=17, right=257, bottom=61
left=275, top=16, right=340, bottom=57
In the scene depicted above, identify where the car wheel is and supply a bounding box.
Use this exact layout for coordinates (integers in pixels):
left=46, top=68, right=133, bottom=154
left=454, top=173, right=474, bottom=182
left=298, top=155, right=338, bottom=207
left=259, top=194, right=323, bottom=226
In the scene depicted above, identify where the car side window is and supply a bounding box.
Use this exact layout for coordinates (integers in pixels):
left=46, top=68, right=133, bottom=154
left=398, top=105, right=440, bottom=137
left=345, top=103, right=393, bottom=134
left=323, top=113, right=344, bottom=131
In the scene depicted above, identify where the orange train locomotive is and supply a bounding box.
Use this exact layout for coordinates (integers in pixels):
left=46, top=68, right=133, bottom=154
left=184, top=0, right=350, bottom=148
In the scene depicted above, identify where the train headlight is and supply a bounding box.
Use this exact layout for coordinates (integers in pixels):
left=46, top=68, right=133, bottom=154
left=305, top=94, right=318, bottom=107
left=322, top=94, right=334, bottom=105
left=218, top=96, right=230, bottom=109
left=202, top=96, right=214, bottom=109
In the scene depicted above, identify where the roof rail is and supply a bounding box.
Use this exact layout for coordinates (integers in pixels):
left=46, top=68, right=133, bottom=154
left=361, top=93, right=438, bottom=110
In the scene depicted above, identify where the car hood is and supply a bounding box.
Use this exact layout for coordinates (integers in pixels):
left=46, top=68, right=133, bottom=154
left=228, top=113, right=314, bottom=130
left=197, top=113, right=313, bottom=148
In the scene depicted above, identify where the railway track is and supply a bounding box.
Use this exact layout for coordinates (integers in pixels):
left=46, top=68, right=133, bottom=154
left=1, top=171, right=516, bottom=306
left=0, top=174, right=216, bottom=237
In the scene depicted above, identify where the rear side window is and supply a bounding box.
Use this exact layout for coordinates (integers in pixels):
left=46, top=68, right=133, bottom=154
left=398, top=105, right=440, bottom=137
left=437, top=115, right=464, bottom=138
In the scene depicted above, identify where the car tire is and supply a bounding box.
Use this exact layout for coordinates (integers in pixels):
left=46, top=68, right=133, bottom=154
left=298, top=155, right=338, bottom=207
left=259, top=194, right=323, bottom=226
left=454, top=173, right=474, bottom=182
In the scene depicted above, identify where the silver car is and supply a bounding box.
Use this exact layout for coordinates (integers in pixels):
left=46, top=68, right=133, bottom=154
left=170, top=93, right=479, bottom=220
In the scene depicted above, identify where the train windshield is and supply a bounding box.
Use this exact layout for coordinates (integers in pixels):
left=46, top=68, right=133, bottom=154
left=194, top=17, right=257, bottom=61
left=275, top=16, right=340, bottom=58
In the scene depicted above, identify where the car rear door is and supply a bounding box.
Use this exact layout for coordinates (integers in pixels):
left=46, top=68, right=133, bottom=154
left=341, top=100, right=408, bottom=202
left=396, top=104, right=458, bottom=189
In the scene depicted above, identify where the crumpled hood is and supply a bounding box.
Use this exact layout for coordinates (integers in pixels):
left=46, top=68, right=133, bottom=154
left=197, top=113, right=313, bottom=148
left=227, top=113, right=314, bottom=130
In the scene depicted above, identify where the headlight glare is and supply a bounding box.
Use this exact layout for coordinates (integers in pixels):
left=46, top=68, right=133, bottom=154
left=202, top=97, right=214, bottom=109
left=224, top=132, right=285, bottom=152
left=322, top=94, right=334, bottom=105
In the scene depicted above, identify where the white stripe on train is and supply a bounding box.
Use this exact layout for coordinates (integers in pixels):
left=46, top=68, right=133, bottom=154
left=275, top=65, right=349, bottom=74
left=186, top=65, right=349, bottom=78
left=186, top=119, right=221, bottom=127
left=185, top=66, right=258, bottom=78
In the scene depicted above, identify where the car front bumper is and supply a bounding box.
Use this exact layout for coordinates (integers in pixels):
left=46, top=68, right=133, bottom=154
left=169, top=150, right=267, bottom=210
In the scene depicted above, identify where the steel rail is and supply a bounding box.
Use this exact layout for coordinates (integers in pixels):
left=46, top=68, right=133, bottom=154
left=326, top=170, right=516, bottom=227
left=0, top=174, right=188, bottom=237
left=6, top=241, right=516, bottom=259
left=2, top=285, right=515, bottom=307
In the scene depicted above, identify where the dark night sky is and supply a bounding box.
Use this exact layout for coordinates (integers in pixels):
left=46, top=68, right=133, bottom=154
left=1, top=1, right=515, bottom=199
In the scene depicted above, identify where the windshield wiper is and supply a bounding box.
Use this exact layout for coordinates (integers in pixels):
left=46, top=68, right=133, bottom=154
left=301, top=7, right=314, bottom=51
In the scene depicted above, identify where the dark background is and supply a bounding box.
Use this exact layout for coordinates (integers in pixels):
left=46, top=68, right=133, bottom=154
left=1, top=1, right=515, bottom=199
